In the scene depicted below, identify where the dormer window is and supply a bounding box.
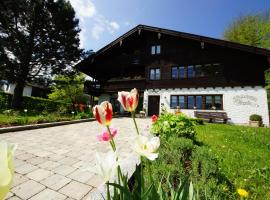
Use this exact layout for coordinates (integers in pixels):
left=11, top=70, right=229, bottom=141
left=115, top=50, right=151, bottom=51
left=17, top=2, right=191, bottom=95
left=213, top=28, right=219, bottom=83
left=151, top=45, right=161, bottom=55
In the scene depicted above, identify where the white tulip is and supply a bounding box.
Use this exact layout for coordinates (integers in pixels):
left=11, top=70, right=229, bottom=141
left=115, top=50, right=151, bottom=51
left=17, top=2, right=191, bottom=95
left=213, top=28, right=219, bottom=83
left=133, top=134, right=160, bottom=161
left=95, top=150, right=118, bottom=183
left=0, top=142, right=16, bottom=200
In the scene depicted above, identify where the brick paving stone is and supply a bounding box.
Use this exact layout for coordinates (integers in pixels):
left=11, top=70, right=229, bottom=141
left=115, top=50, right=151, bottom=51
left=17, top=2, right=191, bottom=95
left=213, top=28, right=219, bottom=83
left=47, top=154, right=65, bottom=161
left=12, top=173, right=29, bottom=188
left=58, top=157, right=79, bottom=165
left=7, top=196, right=22, bottom=200
left=16, top=153, right=36, bottom=161
left=86, top=174, right=104, bottom=188
left=38, top=160, right=61, bottom=170
left=5, top=191, right=14, bottom=199
left=11, top=180, right=45, bottom=199
left=0, top=118, right=147, bottom=200
left=52, top=165, right=76, bottom=176
left=59, top=181, right=92, bottom=200
left=15, top=163, right=38, bottom=175
left=26, top=168, right=53, bottom=181
left=29, top=189, right=66, bottom=200
left=13, top=159, right=27, bottom=168
left=40, top=174, right=71, bottom=190
left=67, top=169, right=94, bottom=184
left=33, top=150, right=53, bottom=157
left=26, top=157, right=47, bottom=165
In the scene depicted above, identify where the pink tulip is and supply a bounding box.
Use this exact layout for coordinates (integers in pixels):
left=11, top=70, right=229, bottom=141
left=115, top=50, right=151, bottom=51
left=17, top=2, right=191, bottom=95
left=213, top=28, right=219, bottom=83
left=93, top=101, right=113, bottom=126
left=97, top=128, right=118, bottom=142
left=117, top=88, right=139, bottom=112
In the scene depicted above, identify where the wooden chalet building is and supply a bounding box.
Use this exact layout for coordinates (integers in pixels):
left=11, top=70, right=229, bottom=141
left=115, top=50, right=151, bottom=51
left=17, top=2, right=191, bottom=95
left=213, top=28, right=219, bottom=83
left=76, top=25, right=270, bottom=126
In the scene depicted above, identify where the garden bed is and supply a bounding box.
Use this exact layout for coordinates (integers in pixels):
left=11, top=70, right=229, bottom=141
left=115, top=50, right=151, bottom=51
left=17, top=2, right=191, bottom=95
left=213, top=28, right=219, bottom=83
left=143, top=114, right=270, bottom=199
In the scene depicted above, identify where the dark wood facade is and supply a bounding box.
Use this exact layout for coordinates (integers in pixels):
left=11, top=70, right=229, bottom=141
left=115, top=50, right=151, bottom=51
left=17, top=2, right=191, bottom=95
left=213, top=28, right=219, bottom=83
left=77, top=25, right=270, bottom=95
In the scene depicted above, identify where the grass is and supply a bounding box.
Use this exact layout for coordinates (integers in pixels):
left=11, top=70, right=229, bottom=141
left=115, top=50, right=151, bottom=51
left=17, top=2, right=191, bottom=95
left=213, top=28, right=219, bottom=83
left=195, top=124, right=270, bottom=199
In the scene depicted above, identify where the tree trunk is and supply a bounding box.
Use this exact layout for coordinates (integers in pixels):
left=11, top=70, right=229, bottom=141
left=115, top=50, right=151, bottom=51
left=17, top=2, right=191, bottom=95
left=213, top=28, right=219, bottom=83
left=11, top=82, right=25, bottom=109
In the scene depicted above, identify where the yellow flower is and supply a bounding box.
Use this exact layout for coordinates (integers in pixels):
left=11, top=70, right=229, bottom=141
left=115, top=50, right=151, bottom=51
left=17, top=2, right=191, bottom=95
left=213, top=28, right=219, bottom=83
left=0, top=142, right=16, bottom=200
left=237, top=188, right=249, bottom=197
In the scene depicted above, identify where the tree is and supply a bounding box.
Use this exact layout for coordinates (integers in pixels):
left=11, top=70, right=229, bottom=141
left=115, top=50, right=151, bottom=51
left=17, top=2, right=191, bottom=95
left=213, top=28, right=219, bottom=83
left=223, top=13, right=270, bottom=113
left=0, top=0, right=82, bottom=108
left=223, top=13, right=270, bottom=49
left=48, top=73, right=87, bottom=111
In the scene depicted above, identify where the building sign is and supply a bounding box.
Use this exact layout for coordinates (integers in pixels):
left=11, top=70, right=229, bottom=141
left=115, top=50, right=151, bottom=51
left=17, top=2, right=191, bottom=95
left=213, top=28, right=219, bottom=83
left=233, top=95, right=259, bottom=107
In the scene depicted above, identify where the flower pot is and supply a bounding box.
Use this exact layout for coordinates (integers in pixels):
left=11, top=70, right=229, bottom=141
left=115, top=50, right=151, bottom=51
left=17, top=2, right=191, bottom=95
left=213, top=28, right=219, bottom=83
left=249, top=120, right=261, bottom=127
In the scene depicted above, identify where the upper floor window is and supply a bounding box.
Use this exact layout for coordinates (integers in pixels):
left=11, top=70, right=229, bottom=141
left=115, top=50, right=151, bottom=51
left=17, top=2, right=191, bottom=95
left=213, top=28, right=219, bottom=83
left=151, top=45, right=161, bottom=55
left=187, top=65, right=194, bottom=78
left=149, top=68, right=160, bottom=80
left=171, top=66, right=185, bottom=79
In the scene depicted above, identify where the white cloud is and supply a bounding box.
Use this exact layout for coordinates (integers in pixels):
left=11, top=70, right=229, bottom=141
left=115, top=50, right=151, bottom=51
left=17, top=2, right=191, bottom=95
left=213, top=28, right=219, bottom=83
left=69, top=0, right=121, bottom=47
left=110, top=21, right=120, bottom=31
left=92, top=24, right=105, bottom=40
left=69, top=0, right=96, bottom=18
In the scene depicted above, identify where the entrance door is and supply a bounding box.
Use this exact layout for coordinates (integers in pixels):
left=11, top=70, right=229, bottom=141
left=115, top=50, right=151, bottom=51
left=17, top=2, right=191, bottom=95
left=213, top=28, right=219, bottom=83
left=148, top=96, right=160, bottom=116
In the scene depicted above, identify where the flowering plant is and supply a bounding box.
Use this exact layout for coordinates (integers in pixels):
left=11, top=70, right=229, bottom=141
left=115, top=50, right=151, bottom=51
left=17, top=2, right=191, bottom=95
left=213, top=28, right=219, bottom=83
left=93, top=88, right=195, bottom=199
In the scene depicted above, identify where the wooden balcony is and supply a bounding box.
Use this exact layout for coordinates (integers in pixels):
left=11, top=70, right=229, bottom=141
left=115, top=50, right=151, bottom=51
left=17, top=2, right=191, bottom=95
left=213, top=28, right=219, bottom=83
left=102, top=78, right=146, bottom=92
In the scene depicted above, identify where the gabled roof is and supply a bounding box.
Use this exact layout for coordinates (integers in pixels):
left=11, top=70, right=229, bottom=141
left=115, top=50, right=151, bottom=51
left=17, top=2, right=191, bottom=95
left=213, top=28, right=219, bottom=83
left=92, top=24, right=270, bottom=58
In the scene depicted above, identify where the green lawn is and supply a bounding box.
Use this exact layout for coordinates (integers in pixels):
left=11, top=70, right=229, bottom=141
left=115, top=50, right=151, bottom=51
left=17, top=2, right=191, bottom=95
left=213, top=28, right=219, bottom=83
left=195, top=124, right=270, bottom=199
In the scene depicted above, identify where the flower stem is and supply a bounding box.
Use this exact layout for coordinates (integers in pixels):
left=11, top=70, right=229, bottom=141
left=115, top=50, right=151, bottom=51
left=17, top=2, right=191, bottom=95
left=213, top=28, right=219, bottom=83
left=106, top=126, right=116, bottom=152
left=131, top=111, right=140, bottom=135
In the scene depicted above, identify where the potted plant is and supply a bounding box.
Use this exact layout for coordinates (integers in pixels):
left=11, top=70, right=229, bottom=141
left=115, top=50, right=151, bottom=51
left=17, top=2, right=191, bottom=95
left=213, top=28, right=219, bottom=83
left=249, top=114, right=262, bottom=127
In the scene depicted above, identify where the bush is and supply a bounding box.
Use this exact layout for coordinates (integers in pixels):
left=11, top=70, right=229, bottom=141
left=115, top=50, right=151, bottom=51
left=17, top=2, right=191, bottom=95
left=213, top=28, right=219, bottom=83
left=0, top=92, right=71, bottom=113
left=151, top=113, right=196, bottom=140
left=0, top=92, right=10, bottom=110
left=249, top=114, right=262, bottom=122
left=190, top=118, right=204, bottom=125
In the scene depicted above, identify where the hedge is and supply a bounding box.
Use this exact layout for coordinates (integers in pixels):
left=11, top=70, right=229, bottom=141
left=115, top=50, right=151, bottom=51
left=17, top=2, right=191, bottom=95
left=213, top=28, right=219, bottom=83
left=0, top=92, right=70, bottom=112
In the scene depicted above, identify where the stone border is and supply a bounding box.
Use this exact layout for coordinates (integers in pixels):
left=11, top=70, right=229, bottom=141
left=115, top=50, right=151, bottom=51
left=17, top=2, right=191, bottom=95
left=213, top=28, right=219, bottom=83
left=0, top=118, right=95, bottom=134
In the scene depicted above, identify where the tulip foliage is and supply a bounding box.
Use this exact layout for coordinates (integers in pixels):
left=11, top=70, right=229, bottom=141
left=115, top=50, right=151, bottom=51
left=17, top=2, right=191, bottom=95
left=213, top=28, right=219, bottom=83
left=93, top=88, right=196, bottom=199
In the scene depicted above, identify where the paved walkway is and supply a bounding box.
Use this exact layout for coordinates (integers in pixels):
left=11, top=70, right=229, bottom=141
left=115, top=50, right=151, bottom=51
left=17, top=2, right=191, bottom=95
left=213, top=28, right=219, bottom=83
left=0, top=118, right=149, bottom=200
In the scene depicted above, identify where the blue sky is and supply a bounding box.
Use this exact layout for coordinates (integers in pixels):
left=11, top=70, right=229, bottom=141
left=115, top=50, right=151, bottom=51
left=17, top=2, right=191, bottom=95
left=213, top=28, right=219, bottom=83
left=69, top=0, right=270, bottom=51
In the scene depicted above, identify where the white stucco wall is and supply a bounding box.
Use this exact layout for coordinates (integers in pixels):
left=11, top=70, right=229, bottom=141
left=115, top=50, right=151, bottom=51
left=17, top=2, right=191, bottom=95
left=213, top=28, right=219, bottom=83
left=143, top=86, right=270, bottom=126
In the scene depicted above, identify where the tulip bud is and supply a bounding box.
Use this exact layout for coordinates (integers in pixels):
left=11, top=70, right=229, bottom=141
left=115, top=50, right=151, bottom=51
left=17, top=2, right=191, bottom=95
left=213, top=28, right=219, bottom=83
left=93, top=101, right=113, bottom=126
left=117, top=88, right=139, bottom=112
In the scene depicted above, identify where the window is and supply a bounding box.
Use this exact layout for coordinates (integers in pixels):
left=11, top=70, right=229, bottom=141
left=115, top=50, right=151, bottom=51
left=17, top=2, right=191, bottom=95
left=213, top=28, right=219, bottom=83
left=171, top=66, right=185, bottom=79
left=171, top=95, right=185, bottom=109
left=179, top=67, right=185, bottom=79
left=179, top=96, right=185, bottom=109
left=187, top=96, right=195, bottom=109
left=151, top=45, right=161, bottom=55
left=171, top=95, right=177, bottom=108
left=170, top=95, right=223, bottom=110
left=149, top=68, right=160, bottom=80
left=171, top=67, right=178, bottom=79
left=214, top=95, right=222, bottom=110
left=205, top=96, right=213, bottom=109
left=187, top=65, right=194, bottom=78
left=195, top=96, right=203, bottom=109
left=195, top=65, right=204, bottom=77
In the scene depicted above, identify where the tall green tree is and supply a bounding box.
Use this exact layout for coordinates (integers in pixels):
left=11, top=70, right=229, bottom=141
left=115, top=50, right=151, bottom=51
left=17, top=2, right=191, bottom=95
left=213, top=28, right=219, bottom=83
left=223, top=13, right=270, bottom=112
left=0, top=0, right=82, bottom=108
left=223, top=13, right=270, bottom=49
left=48, top=73, right=87, bottom=111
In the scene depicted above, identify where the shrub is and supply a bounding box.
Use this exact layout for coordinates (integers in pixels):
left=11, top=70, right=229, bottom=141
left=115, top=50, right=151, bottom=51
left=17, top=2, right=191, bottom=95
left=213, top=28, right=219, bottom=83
left=151, top=113, right=196, bottom=140
left=190, top=118, right=204, bottom=125
left=249, top=114, right=262, bottom=122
